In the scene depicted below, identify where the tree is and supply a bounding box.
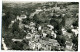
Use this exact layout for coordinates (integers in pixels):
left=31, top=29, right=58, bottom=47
left=56, top=35, right=66, bottom=47
left=11, top=41, right=24, bottom=50
left=12, top=20, right=20, bottom=34
left=71, top=35, right=78, bottom=51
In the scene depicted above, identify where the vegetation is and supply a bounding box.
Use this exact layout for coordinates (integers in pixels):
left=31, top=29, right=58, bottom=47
left=2, top=2, right=78, bottom=51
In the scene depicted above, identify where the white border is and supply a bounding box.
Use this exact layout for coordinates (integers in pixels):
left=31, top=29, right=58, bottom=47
left=0, top=0, right=80, bottom=52
left=2, top=0, right=80, bottom=2
left=0, top=0, right=2, bottom=51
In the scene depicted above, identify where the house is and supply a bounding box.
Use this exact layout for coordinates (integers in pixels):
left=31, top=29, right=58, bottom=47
left=38, top=26, right=42, bottom=31
left=42, top=33, right=47, bottom=38
left=8, top=19, right=17, bottom=28
left=29, top=26, right=36, bottom=33
left=39, top=39, right=59, bottom=47
left=39, top=39, right=60, bottom=50
left=20, top=14, right=27, bottom=19
left=36, top=9, right=43, bottom=12
left=36, top=42, right=42, bottom=50
left=29, top=12, right=36, bottom=19
left=65, top=41, right=73, bottom=51
left=36, top=7, right=43, bottom=12
left=35, top=35, right=40, bottom=39
left=49, top=39, right=60, bottom=46
left=52, top=7, right=60, bottom=12
left=8, top=20, right=15, bottom=28
left=30, top=22, right=35, bottom=26
left=17, top=14, right=27, bottom=21
left=19, top=21, right=25, bottom=29
left=12, top=38, right=23, bottom=42
left=71, top=28, right=78, bottom=36
left=25, top=33, right=32, bottom=39
left=29, top=41, right=36, bottom=50
left=51, top=31, right=57, bottom=38
left=62, top=30, right=73, bottom=38
left=29, top=41, right=42, bottom=50
left=47, top=25, right=54, bottom=30
left=61, top=27, right=67, bottom=35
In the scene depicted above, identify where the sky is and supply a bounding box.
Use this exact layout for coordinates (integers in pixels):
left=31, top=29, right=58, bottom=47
left=2, top=0, right=50, bottom=3
left=2, top=0, right=79, bottom=3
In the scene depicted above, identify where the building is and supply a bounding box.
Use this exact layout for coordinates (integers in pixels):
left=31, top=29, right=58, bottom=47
left=39, top=39, right=60, bottom=50
left=17, top=14, right=27, bottom=21
left=65, top=41, right=73, bottom=51
left=12, top=39, right=23, bottom=42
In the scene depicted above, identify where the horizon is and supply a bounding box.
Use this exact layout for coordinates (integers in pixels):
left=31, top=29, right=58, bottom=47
left=2, top=0, right=79, bottom=3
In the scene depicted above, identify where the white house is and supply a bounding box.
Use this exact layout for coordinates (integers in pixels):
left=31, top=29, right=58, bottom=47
left=65, top=41, right=73, bottom=51
left=71, top=28, right=78, bottom=36
left=47, top=25, right=54, bottom=30
left=51, top=31, right=56, bottom=38
left=17, top=15, right=27, bottom=21
left=12, top=38, right=23, bottom=42
left=29, top=41, right=36, bottom=50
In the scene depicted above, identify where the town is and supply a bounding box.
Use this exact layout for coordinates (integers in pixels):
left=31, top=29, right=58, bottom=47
left=2, top=2, right=78, bottom=51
